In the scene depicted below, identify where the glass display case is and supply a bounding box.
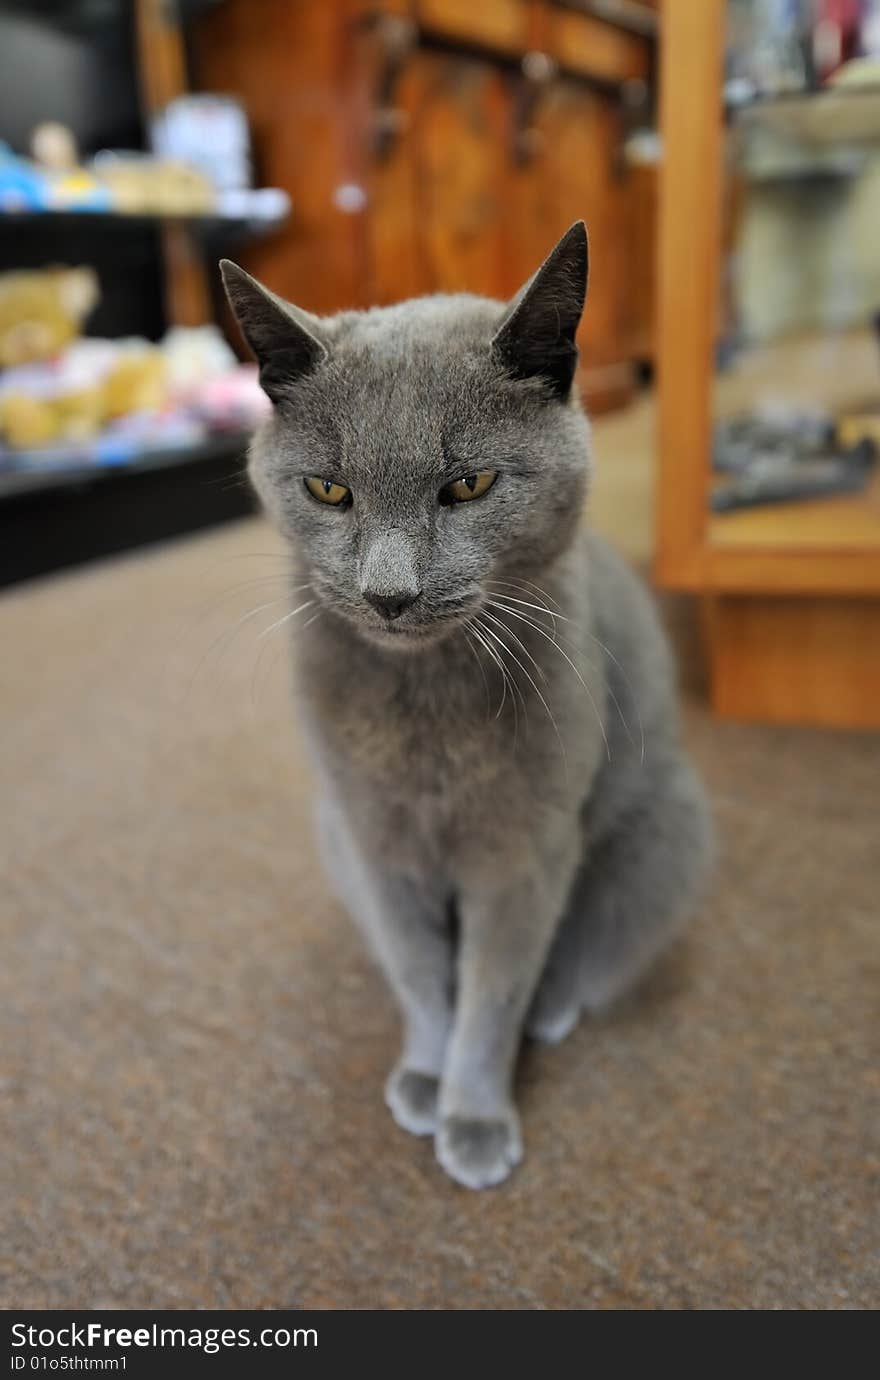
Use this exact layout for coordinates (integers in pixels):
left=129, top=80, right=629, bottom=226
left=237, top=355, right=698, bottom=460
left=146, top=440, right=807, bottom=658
left=656, top=0, right=880, bottom=727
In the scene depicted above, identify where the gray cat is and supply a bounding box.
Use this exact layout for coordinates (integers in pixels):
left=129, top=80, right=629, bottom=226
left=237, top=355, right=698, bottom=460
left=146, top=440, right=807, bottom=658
left=221, top=223, right=713, bottom=1190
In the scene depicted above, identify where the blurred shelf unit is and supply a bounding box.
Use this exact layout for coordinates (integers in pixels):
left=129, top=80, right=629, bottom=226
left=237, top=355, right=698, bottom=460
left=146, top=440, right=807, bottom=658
left=192, top=0, right=660, bottom=415
left=736, top=85, right=880, bottom=147
left=0, top=431, right=253, bottom=587
left=0, top=208, right=287, bottom=239
left=0, top=430, right=250, bottom=501
left=0, top=0, right=285, bottom=583
left=655, top=0, right=880, bottom=729
left=732, top=83, right=880, bottom=181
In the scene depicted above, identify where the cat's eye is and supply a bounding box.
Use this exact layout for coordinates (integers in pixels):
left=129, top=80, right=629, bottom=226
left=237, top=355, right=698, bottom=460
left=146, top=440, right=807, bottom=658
left=304, top=475, right=351, bottom=507
left=440, top=471, right=497, bottom=505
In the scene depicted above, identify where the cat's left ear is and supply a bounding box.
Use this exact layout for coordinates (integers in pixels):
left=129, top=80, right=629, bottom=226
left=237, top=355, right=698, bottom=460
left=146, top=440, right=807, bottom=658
left=491, top=221, right=588, bottom=400
left=220, top=259, right=328, bottom=404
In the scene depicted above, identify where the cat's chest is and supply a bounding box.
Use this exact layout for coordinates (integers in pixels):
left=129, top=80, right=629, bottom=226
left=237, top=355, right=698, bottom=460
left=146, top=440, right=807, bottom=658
left=305, top=660, right=497, bottom=796
left=295, top=624, right=594, bottom=865
left=297, top=635, right=512, bottom=817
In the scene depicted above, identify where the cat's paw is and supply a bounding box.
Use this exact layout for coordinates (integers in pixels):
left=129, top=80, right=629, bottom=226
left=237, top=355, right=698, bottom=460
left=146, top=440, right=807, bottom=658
left=525, top=1002, right=580, bottom=1045
left=385, top=1065, right=440, bottom=1137
left=435, top=1109, right=523, bottom=1190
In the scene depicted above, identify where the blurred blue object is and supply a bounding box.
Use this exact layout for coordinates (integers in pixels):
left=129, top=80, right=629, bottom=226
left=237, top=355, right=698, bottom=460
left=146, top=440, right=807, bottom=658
left=0, top=140, right=111, bottom=213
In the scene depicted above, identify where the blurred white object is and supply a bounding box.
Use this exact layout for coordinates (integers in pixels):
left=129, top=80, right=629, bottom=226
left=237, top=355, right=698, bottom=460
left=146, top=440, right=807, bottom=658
left=152, top=95, right=252, bottom=191
left=333, top=183, right=368, bottom=214
left=216, top=186, right=291, bottom=222
left=0, top=337, right=153, bottom=401
left=30, top=121, right=78, bottom=173
left=192, top=364, right=270, bottom=429
left=623, top=129, right=662, bottom=166
left=161, top=325, right=237, bottom=396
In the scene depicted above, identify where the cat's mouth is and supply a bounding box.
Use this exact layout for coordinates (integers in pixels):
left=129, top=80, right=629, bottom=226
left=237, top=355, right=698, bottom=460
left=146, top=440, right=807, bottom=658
left=359, top=597, right=478, bottom=647
left=363, top=617, right=450, bottom=647
left=318, top=586, right=483, bottom=648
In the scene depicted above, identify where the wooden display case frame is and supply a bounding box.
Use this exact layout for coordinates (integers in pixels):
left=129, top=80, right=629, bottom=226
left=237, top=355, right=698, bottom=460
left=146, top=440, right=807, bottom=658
left=654, top=0, right=880, bottom=728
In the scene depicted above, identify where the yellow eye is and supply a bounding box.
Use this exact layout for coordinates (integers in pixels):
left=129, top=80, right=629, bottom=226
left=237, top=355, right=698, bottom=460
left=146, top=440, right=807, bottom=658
left=304, top=475, right=350, bottom=506
left=441, top=471, right=497, bottom=505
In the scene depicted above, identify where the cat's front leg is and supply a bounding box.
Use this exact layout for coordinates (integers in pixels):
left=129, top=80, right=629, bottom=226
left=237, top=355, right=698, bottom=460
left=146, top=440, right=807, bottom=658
left=352, top=875, right=454, bottom=1136
left=380, top=894, right=454, bottom=1139
left=349, top=873, right=454, bottom=1137
left=436, top=836, right=580, bottom=1189
left=318, top=796, right=453, bottom=1136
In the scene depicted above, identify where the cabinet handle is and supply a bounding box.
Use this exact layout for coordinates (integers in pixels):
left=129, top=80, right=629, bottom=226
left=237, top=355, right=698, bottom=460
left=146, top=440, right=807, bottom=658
left=512, top=50, right=557, bottom=165
left=371, top=13, right=418, bottom=159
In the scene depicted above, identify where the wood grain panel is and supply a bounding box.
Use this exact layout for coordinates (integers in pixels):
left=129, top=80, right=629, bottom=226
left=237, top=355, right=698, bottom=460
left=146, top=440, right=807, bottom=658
left=417, top=0, right=528, bottom=55
left=707, top=595, right=880, bottom=728
left=544, top=7, right=650, bottom=84
left=511, top=76, right=635, bottom=407
left=193, top=0, right=366, bottom=315
left=194, top=0, right=652, bottom=414
left=407, top=52, right=511, bottom=296
left=135, top=0, right=211, bottom=326
left=654, top=0, right=725, bottom=589
left=706, top=548, right=880, bottom=597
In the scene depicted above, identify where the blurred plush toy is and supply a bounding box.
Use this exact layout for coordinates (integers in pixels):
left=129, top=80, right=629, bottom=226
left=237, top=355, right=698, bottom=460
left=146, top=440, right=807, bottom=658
left=30, top=122, right=110, bottom=212
left=0, top=392, right=61, bottom=448
left=0, top=339, right=167, bottom=450
left=0, top=266, right=99, bottom=368
left=92, top=151, right=216, bottom=216
left=102, top=345, right=166, bottom=418
left=0, top=320, right=266, bottom=453
left=162, top=324, right=236, bottom=394
left=0, top=128, right=110, bottom=215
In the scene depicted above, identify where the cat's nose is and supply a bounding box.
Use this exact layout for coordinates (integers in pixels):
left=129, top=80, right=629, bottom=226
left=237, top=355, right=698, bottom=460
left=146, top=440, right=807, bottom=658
left=363, top=588, right=422, bottom=620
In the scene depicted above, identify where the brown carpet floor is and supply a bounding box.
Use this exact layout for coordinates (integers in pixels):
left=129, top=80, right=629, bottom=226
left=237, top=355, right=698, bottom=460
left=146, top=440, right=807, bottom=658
left=2, top=516, right=878, bottom=1311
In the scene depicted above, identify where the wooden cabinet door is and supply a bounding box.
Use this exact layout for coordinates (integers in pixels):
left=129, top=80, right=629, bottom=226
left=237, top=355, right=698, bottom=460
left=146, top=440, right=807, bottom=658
left=516, top=77, right=638, bottom=406
left=366, top=47, right=511, bottom=305
left=366, top=44, right=639, bottom=408
left=195, top=0, right=647, bottom=407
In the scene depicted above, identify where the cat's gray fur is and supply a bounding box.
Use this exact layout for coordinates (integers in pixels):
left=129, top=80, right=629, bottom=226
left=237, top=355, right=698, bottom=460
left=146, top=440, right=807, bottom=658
left=221, top=223, right=713, bottom=1190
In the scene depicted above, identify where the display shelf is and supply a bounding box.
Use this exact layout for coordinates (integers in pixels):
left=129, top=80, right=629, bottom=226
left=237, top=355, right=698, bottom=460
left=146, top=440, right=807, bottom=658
left=708, top=330, right=880, bottom=551
left=735, top=85, right=880, bottom=147
left=709, top=474, right=880, bottom=550
left=0, top=429, right=253, bottom=501
left=0, top=207, right=288, bottom=240
left=0, top=428, right=255, bottom=586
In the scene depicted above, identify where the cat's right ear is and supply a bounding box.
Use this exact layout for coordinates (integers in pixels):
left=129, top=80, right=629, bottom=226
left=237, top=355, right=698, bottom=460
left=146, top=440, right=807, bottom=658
left=220, top=260, right=328, bottom=404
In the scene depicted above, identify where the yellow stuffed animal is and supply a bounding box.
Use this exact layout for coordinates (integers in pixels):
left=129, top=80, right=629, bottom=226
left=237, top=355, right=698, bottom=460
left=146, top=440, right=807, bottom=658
left=0, top=266, right=99, bottom=368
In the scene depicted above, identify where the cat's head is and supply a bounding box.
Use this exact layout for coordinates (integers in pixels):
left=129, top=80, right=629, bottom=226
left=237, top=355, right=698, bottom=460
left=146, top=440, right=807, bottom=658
left=221, top=223, right=590, bottom=648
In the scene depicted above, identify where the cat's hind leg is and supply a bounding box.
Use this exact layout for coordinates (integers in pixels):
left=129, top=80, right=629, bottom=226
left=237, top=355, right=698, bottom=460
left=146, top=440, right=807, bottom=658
left=527, top=753, right=713, bottom=1042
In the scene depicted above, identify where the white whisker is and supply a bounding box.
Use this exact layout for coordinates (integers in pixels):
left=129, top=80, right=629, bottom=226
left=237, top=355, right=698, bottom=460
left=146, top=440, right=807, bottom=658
left=467, top=618, right=522, bottom=740
left=487, top=580, right=558, bottom=634
left=257, top=599, right=316, bottom=641
left=250, top=594, right=318, bottom=707
left=487, top=591, right=644, bottom=762
left=486, top=589, right=567, bottom=625
left=475, top=615, right=566, bottom=768
left=468, top=619, right=510, bottom=721
left=485, top=600, right=610, bottom=762
left=460, top=626, right=491, bottom=721
left=184, top=594, right=291, bottom=699
left=188, top=573, right=306, bottom=620
left=480, top=608, right=548, bottom=685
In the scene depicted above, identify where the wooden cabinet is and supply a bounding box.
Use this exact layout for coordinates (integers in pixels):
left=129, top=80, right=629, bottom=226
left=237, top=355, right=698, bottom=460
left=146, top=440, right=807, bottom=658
left=192, top=0, right=656, bottom=412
